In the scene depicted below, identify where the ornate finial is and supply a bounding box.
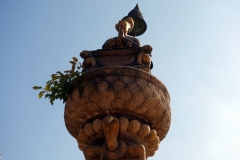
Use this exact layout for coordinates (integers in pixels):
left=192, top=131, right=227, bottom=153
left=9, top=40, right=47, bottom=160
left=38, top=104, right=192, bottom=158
left=123, top=4, right=147, bottom=37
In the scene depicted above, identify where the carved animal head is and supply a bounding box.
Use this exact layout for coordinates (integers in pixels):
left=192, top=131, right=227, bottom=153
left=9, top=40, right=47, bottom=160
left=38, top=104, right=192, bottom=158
left=142, top=45, right=153, bottom=54
left=80, top=50, right=92, bottom=59
left=115, top=17, right=134, bottom=34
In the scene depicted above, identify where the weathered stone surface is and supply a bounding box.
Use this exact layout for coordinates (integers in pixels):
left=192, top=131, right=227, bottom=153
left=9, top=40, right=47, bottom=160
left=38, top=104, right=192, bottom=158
left=137, top=124, right=150, bottom=138
left=82, top=47, right=151, bottom=73
left=93, top=119, right=103, bottom=133
left=76, top=115, right=163, bottom=158
left=64, top=66, right=171, bottom=159
left=119, top=117, right=129, bottom=133
left=84, top=123, right=96, bottom=138
left=128, top=120, right=141, bottom=134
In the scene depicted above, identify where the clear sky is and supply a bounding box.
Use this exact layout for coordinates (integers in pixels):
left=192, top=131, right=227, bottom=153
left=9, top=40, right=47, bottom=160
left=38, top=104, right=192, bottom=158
left=0, top=0, right=240, bottom=159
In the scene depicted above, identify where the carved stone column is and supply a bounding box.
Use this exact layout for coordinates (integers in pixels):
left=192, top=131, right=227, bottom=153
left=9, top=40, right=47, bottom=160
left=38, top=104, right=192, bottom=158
left=64, top=48, right=171, bottom=160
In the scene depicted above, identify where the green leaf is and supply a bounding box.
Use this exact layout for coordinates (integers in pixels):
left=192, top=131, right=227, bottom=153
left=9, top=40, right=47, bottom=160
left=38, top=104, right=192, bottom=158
left=51, top=74, right=56, bottom=80
left=38, top=91, right=45, bottom=99
left=69, top=61, right=76, bottom=65
left=46, top=80, right=53, bottom=84
left=51, top=74, right=60, bottom=80
left=50, top=95, right=55, bottom=105
left=56, top=71, right=64, bottom=76
left=44, top=83, right=52, bottom=91
left=45, top=94, right=51, bottom=99
left=33, top=86, right=42, bottom=90
left=72, top=57, right=78, bottom=62
left=34, top=56, right=84, bottom=105
left=64, top=70, right=71, bottom=73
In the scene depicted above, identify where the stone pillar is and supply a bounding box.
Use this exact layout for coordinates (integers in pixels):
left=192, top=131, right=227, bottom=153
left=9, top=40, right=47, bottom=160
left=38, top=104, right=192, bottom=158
left=64, top=48, right=171, bottom=159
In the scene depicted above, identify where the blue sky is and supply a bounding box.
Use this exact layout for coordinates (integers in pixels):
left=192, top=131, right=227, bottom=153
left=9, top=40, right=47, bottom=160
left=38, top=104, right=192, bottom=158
left=1, top=0, right=240, bottom=159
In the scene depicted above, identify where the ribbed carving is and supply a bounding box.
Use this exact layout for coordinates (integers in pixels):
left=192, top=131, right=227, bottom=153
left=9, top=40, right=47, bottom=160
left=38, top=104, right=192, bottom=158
left=64, top=66, right=171, bottom=158
left=76, top=115, right=161, bottom=157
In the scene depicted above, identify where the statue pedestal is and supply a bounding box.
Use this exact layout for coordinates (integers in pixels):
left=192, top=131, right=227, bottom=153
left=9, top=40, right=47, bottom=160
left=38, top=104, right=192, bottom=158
left=83, top=47, right=150, bottom=73
left=64, top=48, right=171, bottom=159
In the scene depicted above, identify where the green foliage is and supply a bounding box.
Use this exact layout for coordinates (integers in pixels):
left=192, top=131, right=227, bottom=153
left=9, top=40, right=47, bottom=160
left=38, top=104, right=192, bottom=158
left=33, top=57, right=83, bottom=105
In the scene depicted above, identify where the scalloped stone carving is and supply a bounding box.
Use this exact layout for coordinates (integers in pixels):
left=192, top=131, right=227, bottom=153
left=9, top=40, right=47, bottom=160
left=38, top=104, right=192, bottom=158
left=64, top=66, right=171, bottom=159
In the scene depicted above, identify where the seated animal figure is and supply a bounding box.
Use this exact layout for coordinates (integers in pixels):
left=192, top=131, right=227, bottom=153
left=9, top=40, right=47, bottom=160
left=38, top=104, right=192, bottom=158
left=137, top=45, right=153, bottom=67
left=102, top=17, right=141, bottom=49
left=80, top=50, right=96, bottom=69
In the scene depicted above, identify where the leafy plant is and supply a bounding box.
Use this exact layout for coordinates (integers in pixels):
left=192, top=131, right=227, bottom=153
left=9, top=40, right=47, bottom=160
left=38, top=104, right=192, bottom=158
left=33, top=57, right=83, bottom=105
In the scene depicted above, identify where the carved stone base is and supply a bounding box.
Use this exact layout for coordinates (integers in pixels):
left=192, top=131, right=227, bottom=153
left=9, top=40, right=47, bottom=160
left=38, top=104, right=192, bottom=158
left=64, top=67, right=171, bottom=159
